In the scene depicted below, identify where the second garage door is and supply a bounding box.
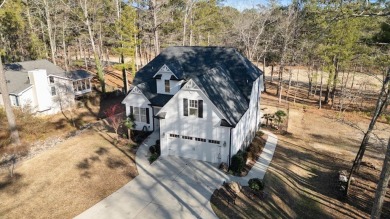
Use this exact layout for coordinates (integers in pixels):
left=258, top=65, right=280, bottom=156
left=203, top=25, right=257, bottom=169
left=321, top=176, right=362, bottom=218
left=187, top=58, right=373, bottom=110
left=167, top=134, right=221, bottom=163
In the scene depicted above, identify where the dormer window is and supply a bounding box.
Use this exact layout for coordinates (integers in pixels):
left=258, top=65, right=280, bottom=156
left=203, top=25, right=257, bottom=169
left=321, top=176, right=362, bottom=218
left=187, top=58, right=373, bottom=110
left=189, top=100, right=198, bottom=116
left=165, top=80, right=170, bottom=93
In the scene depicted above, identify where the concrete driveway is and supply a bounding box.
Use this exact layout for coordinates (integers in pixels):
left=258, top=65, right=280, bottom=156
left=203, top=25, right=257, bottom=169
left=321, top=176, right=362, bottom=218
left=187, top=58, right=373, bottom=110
left=75, top=131, right=229, bottom=219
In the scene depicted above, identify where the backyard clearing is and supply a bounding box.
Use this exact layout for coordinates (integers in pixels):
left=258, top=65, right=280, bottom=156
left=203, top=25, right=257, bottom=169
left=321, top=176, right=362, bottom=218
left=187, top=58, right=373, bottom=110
left=0, top=129, right=137, bottom=219
left=212, top=93, right=390, bottom=219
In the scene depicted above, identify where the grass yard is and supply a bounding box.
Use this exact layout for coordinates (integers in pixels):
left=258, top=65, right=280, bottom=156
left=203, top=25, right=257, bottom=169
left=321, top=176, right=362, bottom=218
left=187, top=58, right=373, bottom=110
left=0, top=129, right=137, bottom=219
left=211, top=92, right=390, bottom=219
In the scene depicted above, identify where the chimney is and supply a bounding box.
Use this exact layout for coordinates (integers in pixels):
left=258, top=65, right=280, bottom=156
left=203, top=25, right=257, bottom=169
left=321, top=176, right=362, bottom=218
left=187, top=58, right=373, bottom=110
left=28, top=69, right=52, bottom=112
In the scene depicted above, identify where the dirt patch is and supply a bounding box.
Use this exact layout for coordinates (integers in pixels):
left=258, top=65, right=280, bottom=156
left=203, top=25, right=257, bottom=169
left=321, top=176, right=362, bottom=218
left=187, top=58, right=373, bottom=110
left=0, top=129, right=137, bottom=219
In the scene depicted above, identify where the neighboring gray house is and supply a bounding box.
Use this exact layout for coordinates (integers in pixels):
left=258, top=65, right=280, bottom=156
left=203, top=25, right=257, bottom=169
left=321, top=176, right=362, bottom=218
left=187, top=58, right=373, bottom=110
left=122, top=47, right=264, bottom=164
left=0, top=59, right=93, bottom=115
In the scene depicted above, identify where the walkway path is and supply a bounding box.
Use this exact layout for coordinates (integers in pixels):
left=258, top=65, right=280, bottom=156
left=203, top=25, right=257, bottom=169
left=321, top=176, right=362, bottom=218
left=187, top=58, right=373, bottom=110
left=75, top=130, right=278, bottom=219
left=230, top=130, right=278, bottom=185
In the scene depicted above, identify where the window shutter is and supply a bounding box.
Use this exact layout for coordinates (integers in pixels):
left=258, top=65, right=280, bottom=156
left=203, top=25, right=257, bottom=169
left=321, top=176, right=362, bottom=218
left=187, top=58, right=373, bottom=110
left=198, top=100, right=203, bottom=118
left=183, top=98, right=188, bottom=116
left=146, top=108, right=150, bottom=124
left=130, top=106, right=133, bottom=115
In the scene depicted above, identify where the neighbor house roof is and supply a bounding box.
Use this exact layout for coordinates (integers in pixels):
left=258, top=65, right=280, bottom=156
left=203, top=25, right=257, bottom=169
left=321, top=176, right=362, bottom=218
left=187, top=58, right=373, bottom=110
left=2, top=59, right=92, bottom=95
left=3, top=70, right=31, bottom=95
left=132, top=46, right=263, bottom=126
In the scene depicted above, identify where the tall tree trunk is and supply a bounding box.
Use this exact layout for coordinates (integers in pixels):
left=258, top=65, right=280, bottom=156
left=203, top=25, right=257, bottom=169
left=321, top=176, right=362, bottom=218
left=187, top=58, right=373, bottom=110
left=285, top=69, right=292, bottom=102
left=319, top=69, right=324, bottom=109
left=346, top=68, right=390, bottom=196
left=263, top=56, right=266, bottom=93
left=152, top=0, right=159, bottom=56
left=182, top=1, right=189, bottom=46
left=0, top=57, right=21, bottom=177
left=371, top=138, right=390, bottom=219
left=82, top=0, right=105, bottom=93
left=62, top=23, right=68, bottom=72
left=331, top=57, right=339, bottom=108
left=278, top=66, right=284, bottom=104
left=121, top=53, right=128, bottom=93
left=294, top=68, right=299, bottom=105
left=271, top=65, right=274, bottom=83
left=308, top=65, right=313, bottom=98
left=43, top=0, right=56, bottom=65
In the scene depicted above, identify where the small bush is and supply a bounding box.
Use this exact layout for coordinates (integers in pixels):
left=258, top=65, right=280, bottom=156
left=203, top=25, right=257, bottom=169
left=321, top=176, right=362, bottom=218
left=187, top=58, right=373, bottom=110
left=149, top=145, right=156, bottom=154
left=148, top=153, right=159, bottom=164
left=155, top=144, right=161, bottom=155
left=230, top=151, right=245, bottom=174
left=248, top=178, right=264, bottom=191
left=246, top=144, right=260, bottom=161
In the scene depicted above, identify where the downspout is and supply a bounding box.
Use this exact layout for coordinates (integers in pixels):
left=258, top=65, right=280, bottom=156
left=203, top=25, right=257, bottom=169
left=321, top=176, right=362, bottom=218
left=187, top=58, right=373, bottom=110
left=150, top=104, right=155, bottom=131
left=228, top=127, right=233, bottom=166
left=256, top=76, right=261, bottom=130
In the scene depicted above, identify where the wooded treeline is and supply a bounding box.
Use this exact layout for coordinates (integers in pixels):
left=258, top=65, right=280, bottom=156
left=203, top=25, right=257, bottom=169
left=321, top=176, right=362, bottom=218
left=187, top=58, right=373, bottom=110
left=1, top=0, right=390, bottom=217
left=1, top=0, right=389, bottom=99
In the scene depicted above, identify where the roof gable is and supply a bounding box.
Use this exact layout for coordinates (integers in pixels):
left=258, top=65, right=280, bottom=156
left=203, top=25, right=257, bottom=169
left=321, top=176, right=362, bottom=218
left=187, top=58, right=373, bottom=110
left=131, top=46, right=263, bottom=125
left=153, top=64, right=179, bottom=79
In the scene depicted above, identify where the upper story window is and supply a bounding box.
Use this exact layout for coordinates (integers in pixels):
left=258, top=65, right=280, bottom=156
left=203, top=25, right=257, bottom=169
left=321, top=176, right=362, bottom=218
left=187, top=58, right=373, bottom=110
left=49, top=76, right=54, bottom=84
left=183, top=98, right=203, bottom=118
left=189, top=100, right=198, bottom=116
left=165, top=80, right=170, bottom=93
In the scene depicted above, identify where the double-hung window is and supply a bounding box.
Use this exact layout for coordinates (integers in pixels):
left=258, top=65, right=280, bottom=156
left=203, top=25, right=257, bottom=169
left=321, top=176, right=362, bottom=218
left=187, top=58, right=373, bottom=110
left=132, top=107, right=149, bottom=123
left=189, top=100, right=198, bottom=116
left=183, top=98, right=203, bottom=118
left=165, top=80, right=170, bottom=93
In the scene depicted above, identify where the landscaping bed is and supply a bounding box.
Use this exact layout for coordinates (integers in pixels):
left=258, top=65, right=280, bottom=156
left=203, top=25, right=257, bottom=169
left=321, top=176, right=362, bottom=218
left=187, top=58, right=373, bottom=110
left=224, top=131, right=267, bottom=176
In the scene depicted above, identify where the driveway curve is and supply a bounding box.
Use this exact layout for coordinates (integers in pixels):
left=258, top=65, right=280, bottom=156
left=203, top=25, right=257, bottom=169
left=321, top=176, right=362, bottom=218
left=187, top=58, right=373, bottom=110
left=75, top=130, right=277, bottom=219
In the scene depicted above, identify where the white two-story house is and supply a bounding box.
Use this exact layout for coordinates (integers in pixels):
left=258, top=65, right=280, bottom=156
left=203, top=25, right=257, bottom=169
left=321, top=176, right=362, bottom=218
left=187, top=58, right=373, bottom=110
left=122, top=47, right=264, bottom=164
left=0, top=59, right=93, bottom=115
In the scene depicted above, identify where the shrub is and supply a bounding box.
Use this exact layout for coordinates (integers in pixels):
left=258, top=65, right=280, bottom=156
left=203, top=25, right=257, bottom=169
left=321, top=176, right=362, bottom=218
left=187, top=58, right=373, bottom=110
left=257, top=131, right=264, bottom=136
left=149, top=145, right=156, bottom=154
left=248, top=178, right=264, bottom=191
left=155, top=144, right=161, bottom=155
left=148, top=153, right=159, bottom=164
left=246, top=144, right=260, bottom=161
left=230, top=151, right=245, bottom=174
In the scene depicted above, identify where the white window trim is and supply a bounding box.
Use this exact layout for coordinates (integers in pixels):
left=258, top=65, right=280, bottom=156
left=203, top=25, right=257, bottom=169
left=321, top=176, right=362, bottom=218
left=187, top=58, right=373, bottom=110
left=189, top=99, right=198, bottom=116
left=133, top=107, right=147, bottom=123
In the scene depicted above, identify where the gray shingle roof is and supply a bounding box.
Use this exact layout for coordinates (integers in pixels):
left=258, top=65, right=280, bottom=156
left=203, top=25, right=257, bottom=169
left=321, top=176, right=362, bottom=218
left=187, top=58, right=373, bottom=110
left=2, top=59, right=92, bottom=95
left=132, top=46, right=263, bottom=126
left=68, top=70, right=93, bottom=80
left=5, top=60, right=67, bottom=78
left=3, top=70, right=31, bottom=94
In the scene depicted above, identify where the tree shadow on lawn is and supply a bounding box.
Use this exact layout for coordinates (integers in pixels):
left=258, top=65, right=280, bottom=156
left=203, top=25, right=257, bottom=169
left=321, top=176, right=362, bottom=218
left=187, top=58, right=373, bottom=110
left=212, top=134, right=389, bottom=219
left=271, top=138, right=390, bottom=218
left=0, top=173, right=26, bottom=195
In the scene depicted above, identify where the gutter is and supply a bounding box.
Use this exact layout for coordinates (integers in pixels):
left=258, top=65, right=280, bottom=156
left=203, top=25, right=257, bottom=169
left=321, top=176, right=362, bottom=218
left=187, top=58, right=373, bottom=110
left=228, top=127, right=233, bottom=166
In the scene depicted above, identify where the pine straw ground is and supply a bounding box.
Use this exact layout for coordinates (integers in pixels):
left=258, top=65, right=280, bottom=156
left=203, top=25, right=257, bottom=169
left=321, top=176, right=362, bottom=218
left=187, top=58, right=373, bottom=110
left=0, top=129, right=138, bottom=219
left=211, top=93, right=390, bottom=219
